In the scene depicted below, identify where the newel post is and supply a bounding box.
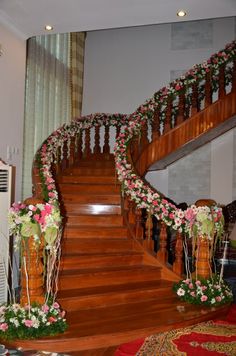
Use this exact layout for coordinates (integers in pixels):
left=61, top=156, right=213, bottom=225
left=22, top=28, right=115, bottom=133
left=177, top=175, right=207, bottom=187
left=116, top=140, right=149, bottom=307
left=194, top=237, right=211, bottom=279
left=20, top=197, right=45, bottom=305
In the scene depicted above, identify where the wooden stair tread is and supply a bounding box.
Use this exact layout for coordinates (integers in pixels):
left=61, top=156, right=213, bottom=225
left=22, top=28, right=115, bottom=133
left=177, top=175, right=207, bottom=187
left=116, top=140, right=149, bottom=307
left=62, top=250, right=143, bottom=257
left=63, top=225, right=128, bottom=238
left=60, top=264, right=160, bottom=276
left=58, top=279, right=172, bottom=298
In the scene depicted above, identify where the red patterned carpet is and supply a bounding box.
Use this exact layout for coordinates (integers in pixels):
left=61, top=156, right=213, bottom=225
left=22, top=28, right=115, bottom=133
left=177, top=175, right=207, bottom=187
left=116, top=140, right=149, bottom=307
left=115, top=305, right=236, bottom=356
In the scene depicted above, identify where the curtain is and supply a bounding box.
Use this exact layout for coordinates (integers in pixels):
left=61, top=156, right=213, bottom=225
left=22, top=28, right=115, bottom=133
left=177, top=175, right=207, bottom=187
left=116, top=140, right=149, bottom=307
left=70, top=32, right=86, bottom=120
left=22, top=32, right=85, bottom=200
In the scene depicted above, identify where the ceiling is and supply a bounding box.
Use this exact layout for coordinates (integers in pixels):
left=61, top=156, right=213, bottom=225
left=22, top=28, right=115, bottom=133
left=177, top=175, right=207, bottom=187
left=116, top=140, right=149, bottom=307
left=0, top=0, right=236, bottom=39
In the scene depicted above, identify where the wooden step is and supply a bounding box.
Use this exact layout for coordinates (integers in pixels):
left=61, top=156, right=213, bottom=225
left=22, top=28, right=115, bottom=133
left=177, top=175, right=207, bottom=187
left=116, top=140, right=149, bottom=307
left=63, top=238, right=135, bottom=253
left=64, top=203, right=121, bottom=215
left=59, top=183, right=120, bottom=194
left=63, top=167, right=116, bottom=176
left=61, top=192, right=120, bottom=204
left=75, top=159, right=115, bottom=168
left=58, top=280, right=173, bottom=310
left=61, top=251, right=144, bottom=269
left=66, top=214, right=124, bottom=226
left=59, top=265, right=162, bottom=290
left=58, top=175, right=118, bottom=184
left=63, top=225, right=128, bottom=239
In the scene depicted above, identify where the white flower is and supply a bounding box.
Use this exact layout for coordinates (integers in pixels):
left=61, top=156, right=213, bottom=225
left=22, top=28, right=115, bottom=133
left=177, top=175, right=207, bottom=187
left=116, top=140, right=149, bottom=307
left=177, top=288, right=185, bottom=296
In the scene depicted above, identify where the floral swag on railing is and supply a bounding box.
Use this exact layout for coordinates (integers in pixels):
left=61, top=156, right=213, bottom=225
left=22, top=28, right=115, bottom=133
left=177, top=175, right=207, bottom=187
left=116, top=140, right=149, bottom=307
left=114, top=41, right=236, bottom=235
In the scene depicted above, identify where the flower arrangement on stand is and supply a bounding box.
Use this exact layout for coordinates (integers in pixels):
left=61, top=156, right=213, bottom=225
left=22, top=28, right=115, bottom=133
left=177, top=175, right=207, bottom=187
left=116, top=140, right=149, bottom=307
left=0, top=201, right=68, bottom=340
left=173, top=205, right=233, bottom=306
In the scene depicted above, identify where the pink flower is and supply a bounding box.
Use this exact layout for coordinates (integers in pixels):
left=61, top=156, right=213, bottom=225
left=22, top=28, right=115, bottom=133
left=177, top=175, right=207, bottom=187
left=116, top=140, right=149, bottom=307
left=24, top=319, right=34, bottom=327
left=41, top=304, right=49, bottom=313
left=190, top=291, right=196, bottom=297
left=48, top=316, right=57, bottom=323
left=53, top=302, right=60, bottom=309
left=0, top=323, right=8, bottom=331
left=189, top=283, right=194, bottom=289
left=201, top=295, right=208, bottom=302
left=195, top=280, right=201, bottom=286
left=216, top=296, right=222, bottom=302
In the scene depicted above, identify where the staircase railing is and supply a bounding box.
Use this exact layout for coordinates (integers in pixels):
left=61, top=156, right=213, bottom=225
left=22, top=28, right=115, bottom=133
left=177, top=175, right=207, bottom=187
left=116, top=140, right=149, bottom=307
left=114, top=40, right=236, bottom=276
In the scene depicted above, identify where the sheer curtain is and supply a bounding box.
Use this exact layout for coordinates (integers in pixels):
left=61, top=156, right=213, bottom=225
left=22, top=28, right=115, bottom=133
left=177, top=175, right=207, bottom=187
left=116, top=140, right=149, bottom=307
left=22, top=32, right=85, bottom=199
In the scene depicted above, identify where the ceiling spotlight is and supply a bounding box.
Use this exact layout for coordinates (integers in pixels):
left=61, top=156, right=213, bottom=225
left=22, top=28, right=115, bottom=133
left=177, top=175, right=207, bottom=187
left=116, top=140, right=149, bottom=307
left=45, top=25, right=54, bottom=31
left=177, top=10, right=187, bottom=17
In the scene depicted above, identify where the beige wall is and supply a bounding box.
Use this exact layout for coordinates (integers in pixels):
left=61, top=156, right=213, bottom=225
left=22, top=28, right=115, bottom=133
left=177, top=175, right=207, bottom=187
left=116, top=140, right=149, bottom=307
left=0, top=22, right=26, bottom=201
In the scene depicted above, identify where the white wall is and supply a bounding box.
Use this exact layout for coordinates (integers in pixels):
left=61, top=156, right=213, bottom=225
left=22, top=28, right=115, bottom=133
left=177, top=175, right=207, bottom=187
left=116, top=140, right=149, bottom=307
left=83, top=17, right=236, bottom=206
left=0, top=23, right=26, bottom=201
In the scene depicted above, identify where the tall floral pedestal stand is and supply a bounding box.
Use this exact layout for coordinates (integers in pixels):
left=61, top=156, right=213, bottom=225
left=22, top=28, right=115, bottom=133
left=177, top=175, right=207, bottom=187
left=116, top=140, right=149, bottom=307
left=20, top=235, right=45, bottom=305
left=194, top=236, right=211, bottom=279
left=20, top=197, right=45, bottom=306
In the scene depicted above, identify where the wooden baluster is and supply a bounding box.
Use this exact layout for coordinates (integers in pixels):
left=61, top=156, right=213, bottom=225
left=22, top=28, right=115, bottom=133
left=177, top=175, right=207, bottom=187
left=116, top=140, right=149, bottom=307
left=204, top=71, right=212, bottom=108
left=84, top=128, right=92, bottom=158
left=163, top=98, right=172, bottom=134
left=103, top=125, right=110, bottom=154
left=156, top=222, right=168, bottom=264
left=176, top=91, right=185, bottom=126
left=144, top=211, right=153, bottom=252
left=94, top=125, right=101, bottom=155
left=173, top=231, right=183, bottom=275
left=20, top=197, right=45, bottom=305
left=32, top=166, right=43, bottom=199
left=191, top=82, right=199, bottom=116
left=232, top=59, right=236, bottom=93
left=135, top=208, right=144, bottom=242
left=141, top=121, right=149, bottom=147
left=219, top=64, right=226, bottom=99
left=151, top=109, right=160, bottom=141
left=68, top=136, right=75, bottom=167
left=116, top=125, right=121, bottom=139
left=61, top=141, right=69, bottom=170
left=77, top=131, right=83, bottom=160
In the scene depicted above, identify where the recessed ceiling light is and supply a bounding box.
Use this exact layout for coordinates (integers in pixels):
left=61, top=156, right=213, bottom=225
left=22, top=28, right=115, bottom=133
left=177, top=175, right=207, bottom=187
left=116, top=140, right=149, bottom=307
left=45, top=25, right=54, bottom=31
left=177, top=10, right=187, bottom=17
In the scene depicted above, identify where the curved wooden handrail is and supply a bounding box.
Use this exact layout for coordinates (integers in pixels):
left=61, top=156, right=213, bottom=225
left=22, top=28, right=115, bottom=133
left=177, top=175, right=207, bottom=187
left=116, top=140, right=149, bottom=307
left=137, top=91, right=236, bottom=176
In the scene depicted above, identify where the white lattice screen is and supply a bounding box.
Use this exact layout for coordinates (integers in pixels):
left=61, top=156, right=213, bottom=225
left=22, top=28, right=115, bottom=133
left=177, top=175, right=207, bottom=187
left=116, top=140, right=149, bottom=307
left=0, top=159, right=14, bottom=303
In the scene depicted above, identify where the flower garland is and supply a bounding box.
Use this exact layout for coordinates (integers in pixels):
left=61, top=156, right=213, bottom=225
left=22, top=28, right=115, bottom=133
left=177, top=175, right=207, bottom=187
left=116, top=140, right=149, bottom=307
left=114, top=40, right=236, bottom=237
left=0, top=301, right=67, bottom=340
left=37, top=113, right=129, bottom=203
left=173, top=275, right=233, bottom=306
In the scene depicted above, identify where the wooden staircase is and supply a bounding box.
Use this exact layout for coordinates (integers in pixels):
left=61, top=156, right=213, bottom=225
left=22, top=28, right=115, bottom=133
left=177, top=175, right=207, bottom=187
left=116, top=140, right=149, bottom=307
left=8, top=42, right=236, bottom=354
left=10, top=155, right=230, bottom=354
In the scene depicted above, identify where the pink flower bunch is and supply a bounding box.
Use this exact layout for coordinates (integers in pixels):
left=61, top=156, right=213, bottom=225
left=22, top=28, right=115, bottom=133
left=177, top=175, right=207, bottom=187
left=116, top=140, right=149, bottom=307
left=0, top=301, right=67, bottom=340
left=173, top=275, right=233, bottom=306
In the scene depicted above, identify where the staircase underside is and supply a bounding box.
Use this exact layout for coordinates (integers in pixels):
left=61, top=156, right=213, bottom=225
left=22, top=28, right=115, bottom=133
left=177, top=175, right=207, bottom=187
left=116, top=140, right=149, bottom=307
left=139, top=92, right=236, bottom=173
